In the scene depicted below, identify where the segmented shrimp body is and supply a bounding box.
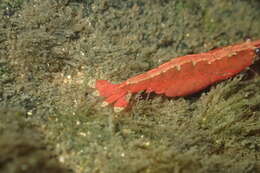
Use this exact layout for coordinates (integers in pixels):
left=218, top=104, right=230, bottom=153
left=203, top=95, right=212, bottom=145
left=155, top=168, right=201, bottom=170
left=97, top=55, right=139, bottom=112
left=96, top=40, right=260, bottom=110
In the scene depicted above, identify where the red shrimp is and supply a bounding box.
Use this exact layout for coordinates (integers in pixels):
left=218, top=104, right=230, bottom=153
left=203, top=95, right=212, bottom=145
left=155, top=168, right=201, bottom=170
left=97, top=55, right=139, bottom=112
left=96, top=40, right=260, bottom=111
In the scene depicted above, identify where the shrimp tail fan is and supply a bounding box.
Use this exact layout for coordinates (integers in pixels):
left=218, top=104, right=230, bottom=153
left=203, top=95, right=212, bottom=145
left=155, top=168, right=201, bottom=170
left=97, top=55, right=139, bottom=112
left=95, top=80, right=129, bottom=108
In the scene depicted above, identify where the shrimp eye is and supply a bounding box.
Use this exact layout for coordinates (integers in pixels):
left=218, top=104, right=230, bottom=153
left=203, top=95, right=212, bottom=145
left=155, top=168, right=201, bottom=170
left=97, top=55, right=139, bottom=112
left=255, top=48, right=260, bottom=56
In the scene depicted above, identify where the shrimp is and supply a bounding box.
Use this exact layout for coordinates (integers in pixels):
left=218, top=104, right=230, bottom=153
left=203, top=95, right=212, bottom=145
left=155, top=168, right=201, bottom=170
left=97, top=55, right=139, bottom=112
left=96, top=40, right=260, bottom=111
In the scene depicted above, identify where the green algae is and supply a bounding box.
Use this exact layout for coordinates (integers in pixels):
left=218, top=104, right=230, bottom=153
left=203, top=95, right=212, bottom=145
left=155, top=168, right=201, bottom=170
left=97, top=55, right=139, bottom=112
left=0, top=0, right=260, bottom=173
left=0, top=108, right=69, bottom=173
